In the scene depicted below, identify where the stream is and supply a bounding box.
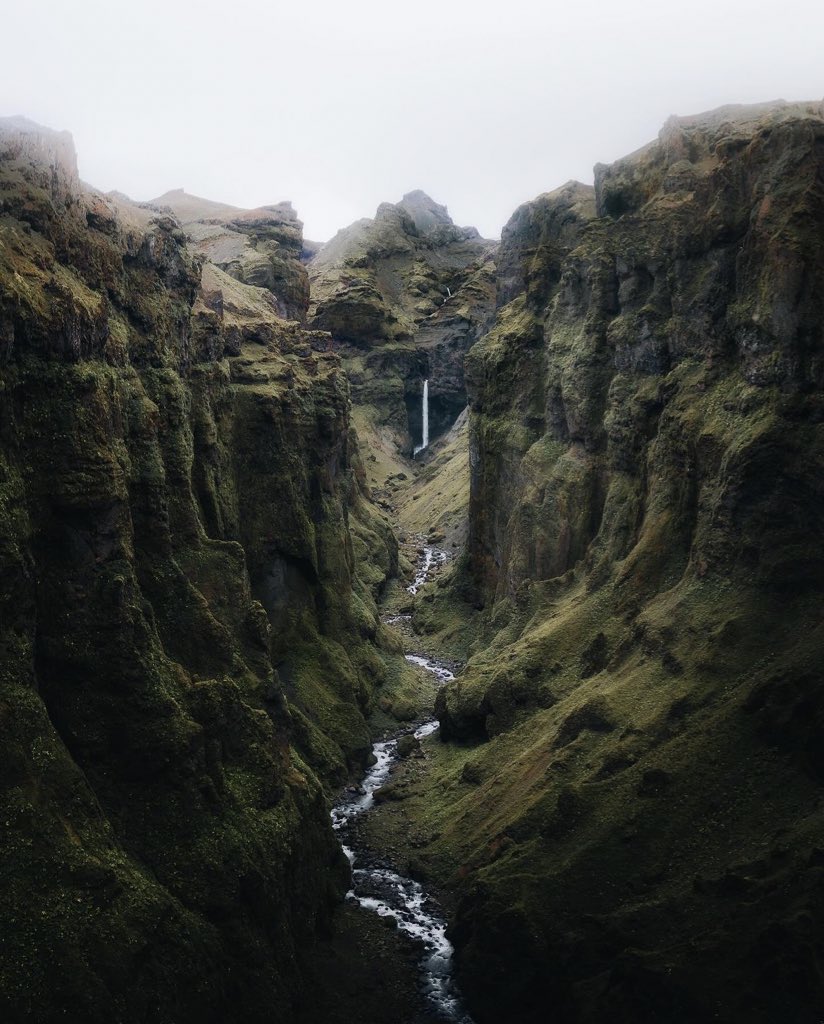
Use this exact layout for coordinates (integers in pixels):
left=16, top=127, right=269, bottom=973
left=330, top=546, right=474, bottom=1023
left=407, top=546, right=447, bottom=595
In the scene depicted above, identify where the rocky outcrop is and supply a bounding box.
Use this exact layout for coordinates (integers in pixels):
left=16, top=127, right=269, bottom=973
left=150, top=188, right=310, bottom=321
left=429, top=101, right=824, bottom=1022
left=0, top=118, right=394, bottom=1023
left=309, top=190, right=496, bottom=453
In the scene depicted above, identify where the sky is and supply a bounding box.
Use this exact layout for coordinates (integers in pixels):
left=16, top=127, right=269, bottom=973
left=3, top=0, right=823, bottom=241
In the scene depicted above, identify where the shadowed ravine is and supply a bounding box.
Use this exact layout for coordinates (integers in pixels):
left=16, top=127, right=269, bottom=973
left=4, top=102, right=824, bottom=1024
left=330, top=548, right=473, bottom=1023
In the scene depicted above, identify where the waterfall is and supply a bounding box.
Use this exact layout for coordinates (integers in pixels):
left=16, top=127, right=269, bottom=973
left=414, top=379, right=429, bottom=456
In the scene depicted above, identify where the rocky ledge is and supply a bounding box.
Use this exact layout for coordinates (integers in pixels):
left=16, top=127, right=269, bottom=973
left=308, top=190, right=497, bottom=454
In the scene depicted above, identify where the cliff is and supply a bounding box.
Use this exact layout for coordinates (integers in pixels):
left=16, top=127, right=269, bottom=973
left=148, top=188, right=310, bottom=322
left=5, top=96, right=824, bottom=1024
left=308, top=190, right=496, bottom=457
left=419, top=100, right=824, bottom=1022
left=0, top=117, right=394, bottom=1023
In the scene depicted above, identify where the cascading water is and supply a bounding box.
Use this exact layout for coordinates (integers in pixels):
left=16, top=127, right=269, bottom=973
left=330, top=545, right=474, bottom=1023
left=407, top=545, right=447, bottom=595
left=413, top=378, right=429, bottom=456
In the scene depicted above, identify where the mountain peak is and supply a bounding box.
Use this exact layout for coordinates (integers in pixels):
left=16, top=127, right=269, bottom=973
left=398, top=190, right=453, bottom=233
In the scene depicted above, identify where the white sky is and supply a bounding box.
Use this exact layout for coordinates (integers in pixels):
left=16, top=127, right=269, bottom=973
left=3, top=0, right=823, bottom=241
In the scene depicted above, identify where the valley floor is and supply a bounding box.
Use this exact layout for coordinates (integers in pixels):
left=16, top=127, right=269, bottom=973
left=299, top=426, right=475, bottom=1024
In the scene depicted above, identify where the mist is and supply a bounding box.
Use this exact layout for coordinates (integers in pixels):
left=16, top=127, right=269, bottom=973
left=4, top=0, right=823, bottom=239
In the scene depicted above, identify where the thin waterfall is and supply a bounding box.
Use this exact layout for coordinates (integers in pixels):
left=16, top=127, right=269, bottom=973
left=414, top=379, right=429, bottom=456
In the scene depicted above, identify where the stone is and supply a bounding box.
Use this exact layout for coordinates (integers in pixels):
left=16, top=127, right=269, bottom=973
left=396, top=734, right=421, bottom=758
left=431, top=99, right=824, bottom=1024
left=0, top=116, right=397, bottom=1024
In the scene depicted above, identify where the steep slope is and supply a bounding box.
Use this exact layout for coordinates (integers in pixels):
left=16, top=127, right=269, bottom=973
left=150, top=187, right=310, bottom=321
left=0, top=118, right=394, bottom=1023
left=309, top=190, right=496, bottom=460
left=403, top=101, right=824, bottom=1022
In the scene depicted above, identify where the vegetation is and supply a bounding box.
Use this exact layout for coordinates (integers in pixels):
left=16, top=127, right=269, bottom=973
left=3, top=99, right=824, bottom=1024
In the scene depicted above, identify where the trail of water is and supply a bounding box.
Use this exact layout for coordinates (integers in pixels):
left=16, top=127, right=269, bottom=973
left=330, top=548, right=473, bottom=1023
left=385, top=613, right=412, bottom=626
left=331, top=717, right=471, bottom=1022
left=405, top=654, right=454, bottom=684
left=407, top=545, right=447, bottom=595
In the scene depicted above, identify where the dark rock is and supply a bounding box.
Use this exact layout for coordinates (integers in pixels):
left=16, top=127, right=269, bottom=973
left=396, top=733, right=421, bottom=758
left=436, top=99, right=824, bottom=1024
left=0, top=117, right=397, bottom=1024
left=308, top=191, right=497, bottom=453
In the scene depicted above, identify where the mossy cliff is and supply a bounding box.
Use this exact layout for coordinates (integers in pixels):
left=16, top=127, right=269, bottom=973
left=308, top=191, right=496, bottom=455
left=0, top=117, right=394, bottom=1023
left=420, top=101, right=824, bottom=1022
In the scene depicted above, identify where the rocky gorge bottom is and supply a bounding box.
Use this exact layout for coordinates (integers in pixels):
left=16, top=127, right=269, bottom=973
left=297, top=543, right=473, bottom=1024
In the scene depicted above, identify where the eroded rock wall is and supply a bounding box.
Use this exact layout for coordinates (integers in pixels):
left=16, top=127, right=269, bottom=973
left=150, top=188, right=310, bottom=322
left=0, top=118, right=393, bottom=1023
left=309, top=190, right=496, bottom=453
left=433, top=101, right=824, bottom=1023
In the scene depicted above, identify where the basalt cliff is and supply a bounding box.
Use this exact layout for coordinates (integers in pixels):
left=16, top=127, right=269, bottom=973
left=411, top=100, right=824, bottom=1022
left=0, top=117, right=396, bottom=1023
left=309, top=190, right=496, bottom=458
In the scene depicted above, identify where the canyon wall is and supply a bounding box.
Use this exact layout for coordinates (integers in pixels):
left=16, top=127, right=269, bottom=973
left=0, top=118, right=393, bottom=1023
left=4, top=97, right=824, bottom=1024
left=308, top=190, right=496, bottom=454
left=430, top=101, right=824, bottom=1022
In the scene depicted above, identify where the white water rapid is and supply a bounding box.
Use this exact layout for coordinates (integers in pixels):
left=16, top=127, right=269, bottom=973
left=413, top=379, right=430, bottom=456
left=407, top=545, right=447, bottom=595
left=330, top=547, right=473, bottom=1023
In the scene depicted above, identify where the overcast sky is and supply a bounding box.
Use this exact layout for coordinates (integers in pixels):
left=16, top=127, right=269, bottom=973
left=3, top=0, right=823, bottom=240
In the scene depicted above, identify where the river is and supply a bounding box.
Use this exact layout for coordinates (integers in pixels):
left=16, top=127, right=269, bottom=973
left=330, top=546, right=474, bottom=1023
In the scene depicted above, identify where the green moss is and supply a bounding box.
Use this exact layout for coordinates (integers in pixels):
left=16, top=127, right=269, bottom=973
left=383, top=105, right=824, bottom=1023
left=0, top=135, right=401, bottom=1024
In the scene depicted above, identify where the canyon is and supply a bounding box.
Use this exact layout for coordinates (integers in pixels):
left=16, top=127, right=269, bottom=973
left=1, top=99, right=823, bottom=1024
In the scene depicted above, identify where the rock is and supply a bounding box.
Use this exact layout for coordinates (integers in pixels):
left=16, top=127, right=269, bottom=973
left=0, top=117, right=397, bottom=1024
left=434, top=99, right=824, bottom=1024
left=373, top=783, right=407, bottom=803
left=149, top=189, right=310, bottom=321
left=460, top=760, right=483, bottom=785
left=396, top=734, right=421, bottom=758
left=307, top=191, right=497, bottom=455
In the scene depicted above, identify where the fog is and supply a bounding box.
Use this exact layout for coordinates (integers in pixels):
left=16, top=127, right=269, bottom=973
left=3, top=0, right=823, bottom=240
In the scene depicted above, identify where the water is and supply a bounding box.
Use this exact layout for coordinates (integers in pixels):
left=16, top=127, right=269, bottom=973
left=330, top=548, right=473, bottom=1023
left=405, top=654, right=454, bottom=684
left=351, top=864, right=470, bottom=1022
left=331, top=714, right=472, bottom=1022
left=385, top=613, right=412, bottom=626
left=413, top=379, right=430, bottom=456
left=407, top=545, right=447, bottom=595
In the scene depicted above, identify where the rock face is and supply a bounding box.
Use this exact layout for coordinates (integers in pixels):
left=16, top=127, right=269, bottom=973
left=308, top=190, right=496, bottom=453
left=150, top=188, right=310, bottom=321
left=430, top=101, right=824, bottom=1022
left=0, top=118, right=395, bottom=1023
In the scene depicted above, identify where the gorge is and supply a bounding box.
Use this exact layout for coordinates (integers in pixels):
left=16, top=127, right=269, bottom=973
left=1, top=98, right=824, bottom=1024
